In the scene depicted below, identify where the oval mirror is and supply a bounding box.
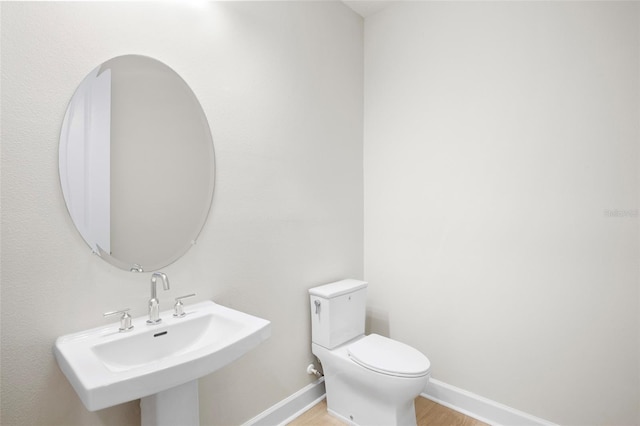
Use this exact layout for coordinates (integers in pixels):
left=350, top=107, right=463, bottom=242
left=59, top=55, right=215, bottom=272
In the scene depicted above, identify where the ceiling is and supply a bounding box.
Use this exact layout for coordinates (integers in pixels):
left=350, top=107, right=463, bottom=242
left=342, top=1, right=393, bottom=18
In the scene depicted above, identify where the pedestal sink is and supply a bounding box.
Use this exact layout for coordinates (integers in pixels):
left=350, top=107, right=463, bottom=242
left=54, top=300, right=271, bottom=425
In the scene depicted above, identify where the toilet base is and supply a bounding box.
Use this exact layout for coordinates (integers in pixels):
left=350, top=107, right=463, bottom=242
left=325, top=390, right=417, bottom=426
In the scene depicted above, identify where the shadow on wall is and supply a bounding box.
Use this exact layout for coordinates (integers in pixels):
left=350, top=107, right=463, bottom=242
left=366, top=307, right=390, bottom=337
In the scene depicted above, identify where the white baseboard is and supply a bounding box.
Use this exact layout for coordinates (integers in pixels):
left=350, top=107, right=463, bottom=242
left=422, top=378, right=557, bottom=426
left=242, top=375, right=556, bottom=426
left=242, top=377, right=326, bottom=426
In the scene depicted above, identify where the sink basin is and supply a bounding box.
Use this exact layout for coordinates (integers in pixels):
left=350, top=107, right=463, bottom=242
left=54, top=300, right=271, bottom=412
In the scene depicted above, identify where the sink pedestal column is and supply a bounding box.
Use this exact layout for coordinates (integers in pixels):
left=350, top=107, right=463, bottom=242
left=141, top=380, right=199, bottom=426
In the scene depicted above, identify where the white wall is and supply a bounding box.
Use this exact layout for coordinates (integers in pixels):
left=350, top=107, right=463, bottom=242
left=0, top=2, right=363, bottom=425
left=364, top=2, right=639, bottom=425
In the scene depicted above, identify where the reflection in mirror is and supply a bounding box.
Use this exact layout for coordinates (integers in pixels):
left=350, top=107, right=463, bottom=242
left=59, top=55, right=215, bottom=272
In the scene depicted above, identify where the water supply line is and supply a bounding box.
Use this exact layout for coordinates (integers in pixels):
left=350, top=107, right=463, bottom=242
left=306, top=363, right=323, bottom=378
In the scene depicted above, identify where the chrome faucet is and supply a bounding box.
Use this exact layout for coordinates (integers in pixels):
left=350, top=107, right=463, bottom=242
left=147, top=272, right=170, bottom=324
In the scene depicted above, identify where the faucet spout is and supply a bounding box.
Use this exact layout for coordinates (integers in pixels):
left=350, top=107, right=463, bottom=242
left=147, top=272, right=170, bottom=324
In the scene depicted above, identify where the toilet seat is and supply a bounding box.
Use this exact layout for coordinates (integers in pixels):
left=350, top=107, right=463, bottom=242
left=347, top=334, right=430, bottom=378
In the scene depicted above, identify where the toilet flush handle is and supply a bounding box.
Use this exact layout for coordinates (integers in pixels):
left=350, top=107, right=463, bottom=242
left=314, top=300, right=321, bottom=314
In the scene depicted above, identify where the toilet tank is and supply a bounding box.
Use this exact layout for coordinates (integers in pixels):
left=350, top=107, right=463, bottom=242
left=309, top=279, right=368, bottom=349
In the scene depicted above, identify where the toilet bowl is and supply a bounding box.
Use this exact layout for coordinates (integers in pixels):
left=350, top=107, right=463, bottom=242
left=309, top=279, right=431, bottom=426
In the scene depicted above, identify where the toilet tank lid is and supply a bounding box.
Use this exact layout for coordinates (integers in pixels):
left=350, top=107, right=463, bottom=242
left=308, top=279, right=368, bottom=298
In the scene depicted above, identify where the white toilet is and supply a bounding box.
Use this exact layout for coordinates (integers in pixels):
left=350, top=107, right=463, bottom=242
left=309, top=279, right=431, bottom=426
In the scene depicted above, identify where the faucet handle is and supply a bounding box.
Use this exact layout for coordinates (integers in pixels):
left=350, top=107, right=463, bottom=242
left=104, top=308, right=134, bottom=332
left=173, top=294, right=196, bottom=318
